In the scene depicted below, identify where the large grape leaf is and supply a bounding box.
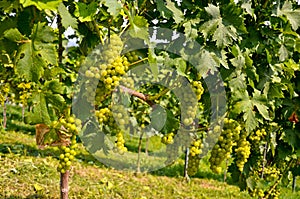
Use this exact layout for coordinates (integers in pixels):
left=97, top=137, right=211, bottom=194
left=15, top=23, right=57, bottom=82
left=200, top=4, right=238, bottom=48
left=27, top=92, right=51, bottom=125
left=277, top=1, right=300, bottom=31
left=58, top=3, right=78, bottom=29
left=16, top=41, right=46, bottom=82
left=20, top=0, right=64, bottom=11
left=233, top=89, right=270, bottom=132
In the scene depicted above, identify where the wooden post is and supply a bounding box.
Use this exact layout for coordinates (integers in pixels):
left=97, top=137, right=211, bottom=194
left=60, top=170, right=70, bottom=199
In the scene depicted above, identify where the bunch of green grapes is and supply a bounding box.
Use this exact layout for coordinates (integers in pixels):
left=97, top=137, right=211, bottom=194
left=114, top=131, right=127, bottom=154
left=260, top=166, right=281, bottom=181
left=267, top=188, right=280, bottom=199
left=249, top=128, right=267, bottom=152
left=84, top=34, right=130, bottom=105
left=95, top=106, right=115, bottom=127
left=235, top=130, right=251, bottom=172
left=161, top=132, right=175, bottom=144
left=125, top=51, right=140, bottom=62
left=209, top=118, right=241, bottom=174
left=55, top=115, right=82, bottom=173
left=187, top=138, right=203, bottom=176
left=250, top=188, right=265, bottom=198
left=57, top=135, right=77, bottom=173
left=191, top=80, right=204, bottom=101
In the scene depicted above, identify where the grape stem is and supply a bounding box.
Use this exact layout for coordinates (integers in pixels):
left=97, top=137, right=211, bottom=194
left=119, top=85, right=154, bottom=106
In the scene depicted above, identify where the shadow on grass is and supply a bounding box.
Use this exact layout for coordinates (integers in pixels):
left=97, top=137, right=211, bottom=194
left=1, top=194, right=49, bottom=199
left=0, top=141, right=105, bottom=168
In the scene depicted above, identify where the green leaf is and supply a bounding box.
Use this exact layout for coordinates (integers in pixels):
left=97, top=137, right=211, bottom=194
left=74, top=2, right=98, bottom=22
left=27, top=91, right=51, bottom=124
left=241, top=2, right=256, bottom=20
left=212, top=23, right=238, bottom=48
left=277, top=1, right=300, bottom=31
left=161, top=109, right=179, bottom=133
left=20, top=0, right=64, bottom=11
left=103, top=0, right=122, bottom=18
left=279, top=44, right=289, bottom=61
left=44, top=79, right=65, bottom=94
left=58, top=3, right=78, bottom=29
left=16, top=41, right=45, bottom=82
left=165, top=0, right=184, bottom=24
left=3, top=28, right=25, bottom=42
left=195, top=49, right=219, bottom=77
left=157, top=0, right=172, bottom=19
left=150, top=105, right=167, bottom=131
left=35, top=43, right=57, bottom=65
left=205, top=4, right=221, bottom=19
left=183, top=19, right=200, bottom=40
left=45, top=93, right=66, bottom=110
left=199, top=19, right=219, bottom=40
left=129, top=15, right=149, bottom=42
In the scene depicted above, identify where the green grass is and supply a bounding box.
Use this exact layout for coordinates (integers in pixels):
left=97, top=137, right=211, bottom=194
left=1, top=104, right=300, bottom=198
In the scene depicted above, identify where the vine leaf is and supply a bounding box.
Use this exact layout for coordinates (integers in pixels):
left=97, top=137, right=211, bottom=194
left=233, top=89, right=270, bottom=132
left=129, top=15, right=149, bottom=42
left=20, top=0, right=63, bottom=11
left=28, top=92, right=51, bottom=125
left=150, top=105, right=167, bottom=131
left=103, top=0, right=122, bottom=18
left=277, top=1, right=300, bottom=31
left=165, top=0, right=184, bottom=24
left=3, top=28, right=25, bottom=42
left=16, top=41, right=46, bottom=82
left=58, top=3, right=78, bottom=29
left=15, top=23, right=57, bottom=81
left=200, top=4, right=238, bottom=48
left=279, top=44, right=289, bottom=61
left=156, top=0, right=172, bottom=19
left=74, top=2, right=98, bottom=22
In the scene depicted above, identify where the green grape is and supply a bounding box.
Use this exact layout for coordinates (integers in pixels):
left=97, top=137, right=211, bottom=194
left=161, top=133, right=175, bottom=145
left=114, top=132, right=127, bottom=154
left=187, top=138, right=203, bottom=176
left=209, top=118, right=241, bottom=174
left=192, top=80, right=204, bottom=101
left=55, top=115, right=81, bottom=173
left=235, top=130, right=251, bottom=172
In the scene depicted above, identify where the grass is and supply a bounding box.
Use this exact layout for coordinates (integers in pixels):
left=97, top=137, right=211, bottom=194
left=1, top=104, right=300, bottom=198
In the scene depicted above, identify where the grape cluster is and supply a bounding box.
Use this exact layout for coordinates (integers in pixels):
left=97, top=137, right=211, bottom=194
left=235, top=130, right=251, bottom=172
left=192, top=80, right=204, bottom=101
left=125, top=51, right=140, bottom=63
left=55, top=115, right=81, bottom=173
left=84, top=34, right=131, bottom=105
left=209, top=118, right=241, bottom=174
left=95, top=107, right=115, bottom=127
left=249, top=128, right=267, bottom=144
left=187, top=139, right=203, bottom=176
left=57, top=135, right=77, bottom=173
left=161, top=132, right=174, bottom=144
left=114, top=132, right=127, bottom=154
left=260, top=166, right=281, bottom=181
left=250, top=188, right=265, bottom=198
